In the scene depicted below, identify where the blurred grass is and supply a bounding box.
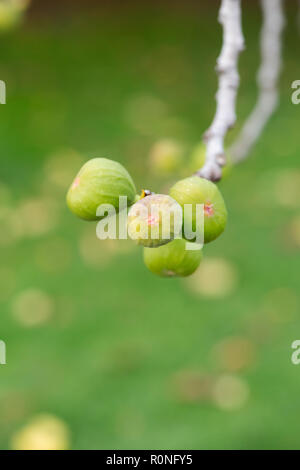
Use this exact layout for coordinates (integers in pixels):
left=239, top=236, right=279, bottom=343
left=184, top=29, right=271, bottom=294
left=0, top=0, right=300, bottom=450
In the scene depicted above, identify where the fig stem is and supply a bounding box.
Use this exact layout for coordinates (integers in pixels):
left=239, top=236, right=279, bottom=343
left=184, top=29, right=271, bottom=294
left=198, top=0, right=244, bottom=183
left=229, top=0, right=285, bottom=163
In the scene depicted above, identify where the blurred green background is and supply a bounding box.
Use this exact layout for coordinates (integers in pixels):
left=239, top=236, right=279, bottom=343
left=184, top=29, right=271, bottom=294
left=0, top=0, right=300, bottom=450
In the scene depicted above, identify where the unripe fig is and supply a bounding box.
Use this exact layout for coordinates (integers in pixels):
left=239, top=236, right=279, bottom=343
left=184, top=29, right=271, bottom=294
left=66, top=158, right=136, bottom=221
left=144, top=238, right=202, bottom=277
left=127, top=194, right=182, bottom=247
left=169, top=176, right=227, bottom=244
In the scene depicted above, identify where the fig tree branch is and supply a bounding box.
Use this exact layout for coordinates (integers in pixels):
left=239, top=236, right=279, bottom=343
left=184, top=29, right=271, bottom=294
left=230, top=0, right=285, bottom=164
left=197, top=0, right=244, bottom=182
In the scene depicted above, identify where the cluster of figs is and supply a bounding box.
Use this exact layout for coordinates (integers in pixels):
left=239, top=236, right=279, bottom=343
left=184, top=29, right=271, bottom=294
left=67, top=157, right=227, bottom=278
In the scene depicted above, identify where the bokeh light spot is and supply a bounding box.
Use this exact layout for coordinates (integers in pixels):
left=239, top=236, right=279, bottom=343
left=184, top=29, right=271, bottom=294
left=44, top=148, right=85, bottom=191
left=11, top=414, right=70, bottom=450
left=212, top=375, right=250, bottom=411
left=211, top=336, right=256, bottom=373
left=184, top=257, right=238, bottom=297
left=12, top=288, right=55, bottom=327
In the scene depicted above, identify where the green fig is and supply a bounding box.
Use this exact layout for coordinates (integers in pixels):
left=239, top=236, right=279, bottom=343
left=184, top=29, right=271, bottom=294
left=127, top=194, right=182, bottom=247
left=144, top=238, right=202, bottom=277
left=169, top=176, right=227, bottom=244
left=66, top=158, right=136, bottom=221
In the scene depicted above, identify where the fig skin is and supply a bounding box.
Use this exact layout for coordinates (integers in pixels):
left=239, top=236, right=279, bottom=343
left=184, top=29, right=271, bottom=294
left=127, top=194, right=182, bottom=248
left=169, top=175, right=227, bottom=244
left=144, top=238, right=202, bottom=277
left=66, top=158, right=136, bottom=221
